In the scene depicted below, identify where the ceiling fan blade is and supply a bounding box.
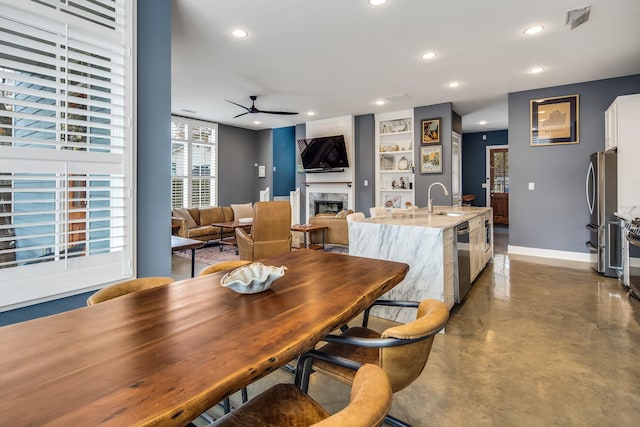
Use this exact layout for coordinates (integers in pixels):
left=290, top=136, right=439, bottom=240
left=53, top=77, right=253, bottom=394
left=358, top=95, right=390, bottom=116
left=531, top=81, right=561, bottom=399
left=233, top=112, right=249, bottom=118
left=258, top=110, right=299, bottom=115
left=225, top=99, right=251, bottom=111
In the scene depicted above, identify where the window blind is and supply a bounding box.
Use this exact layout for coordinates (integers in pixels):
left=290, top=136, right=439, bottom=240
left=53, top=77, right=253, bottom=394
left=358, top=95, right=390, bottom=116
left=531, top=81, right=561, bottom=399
left=171, top=116, right=217, bottom=209
left=0, top=0, right=132, bottom=309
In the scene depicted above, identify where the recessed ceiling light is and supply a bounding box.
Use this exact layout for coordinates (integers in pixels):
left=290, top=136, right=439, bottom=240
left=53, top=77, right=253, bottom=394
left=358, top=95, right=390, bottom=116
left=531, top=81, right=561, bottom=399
left=253, top=121, right=261, bottom=125
left=448, top=81, right=460, bottom=88
left=375, top=99, right=386, bottom=106
left=369, top=0, right=387, bottom=6
left=529, top=67, right=544, bottom=74
left=421, top=51, right=437, bottom=60
left=478, top=120, right=488, bottom=125
left=306, top=111, right=316, bottom=116
left=523, top=25, right=544, bottom=35
left=231, top=28, right=248, bottom=38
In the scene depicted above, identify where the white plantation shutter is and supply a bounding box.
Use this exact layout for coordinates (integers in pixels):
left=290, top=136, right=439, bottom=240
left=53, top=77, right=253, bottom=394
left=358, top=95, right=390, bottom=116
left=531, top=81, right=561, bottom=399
left=171, top=116, right=217, bottom=208
left=0, top=0, right=132, bottom=308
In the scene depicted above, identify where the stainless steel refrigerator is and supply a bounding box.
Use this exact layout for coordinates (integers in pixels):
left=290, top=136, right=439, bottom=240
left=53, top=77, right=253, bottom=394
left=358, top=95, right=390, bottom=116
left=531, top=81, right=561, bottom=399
left=586, top=151, right=621, bottom=277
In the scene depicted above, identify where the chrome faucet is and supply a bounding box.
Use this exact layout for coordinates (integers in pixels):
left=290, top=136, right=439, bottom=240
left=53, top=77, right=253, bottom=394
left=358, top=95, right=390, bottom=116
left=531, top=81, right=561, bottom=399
left=427, top=182, right=449, bottom=213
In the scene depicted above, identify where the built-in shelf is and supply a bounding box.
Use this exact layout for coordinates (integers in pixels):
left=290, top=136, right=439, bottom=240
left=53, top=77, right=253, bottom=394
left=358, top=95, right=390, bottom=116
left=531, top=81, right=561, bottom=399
left=376, top=110, right=415, bottom=208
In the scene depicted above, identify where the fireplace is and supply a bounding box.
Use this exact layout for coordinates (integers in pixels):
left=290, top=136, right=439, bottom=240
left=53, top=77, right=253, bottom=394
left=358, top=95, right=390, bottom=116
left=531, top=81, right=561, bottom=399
left=314, top=200, right=344, bottom=215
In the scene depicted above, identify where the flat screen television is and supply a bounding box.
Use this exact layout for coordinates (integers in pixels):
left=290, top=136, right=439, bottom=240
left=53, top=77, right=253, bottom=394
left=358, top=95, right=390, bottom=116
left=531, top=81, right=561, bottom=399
left=297, top=135, right=349, bottom=172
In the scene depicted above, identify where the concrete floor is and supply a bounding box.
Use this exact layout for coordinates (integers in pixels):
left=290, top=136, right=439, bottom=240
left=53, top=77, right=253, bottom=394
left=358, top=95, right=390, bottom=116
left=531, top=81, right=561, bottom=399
left=174, top=226, right=640, bottom=426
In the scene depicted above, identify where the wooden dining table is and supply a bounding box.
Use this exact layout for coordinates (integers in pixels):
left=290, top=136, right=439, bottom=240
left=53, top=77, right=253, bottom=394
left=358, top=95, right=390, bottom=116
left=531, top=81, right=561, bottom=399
left=0, top=249, right=408, bottom=427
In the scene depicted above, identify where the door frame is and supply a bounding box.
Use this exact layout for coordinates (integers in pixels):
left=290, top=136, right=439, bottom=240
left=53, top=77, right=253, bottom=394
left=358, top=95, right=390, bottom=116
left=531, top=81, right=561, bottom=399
left=485, top=145, right=509, bottom=207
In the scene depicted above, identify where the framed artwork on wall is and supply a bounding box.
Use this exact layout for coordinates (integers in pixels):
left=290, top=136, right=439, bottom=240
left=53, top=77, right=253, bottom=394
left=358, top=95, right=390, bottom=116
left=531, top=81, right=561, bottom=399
left=420, top=145, right=442, bottom=174
left=421, top=118, right=441, bottom=144
left=530, top=94, right=579, bottom=146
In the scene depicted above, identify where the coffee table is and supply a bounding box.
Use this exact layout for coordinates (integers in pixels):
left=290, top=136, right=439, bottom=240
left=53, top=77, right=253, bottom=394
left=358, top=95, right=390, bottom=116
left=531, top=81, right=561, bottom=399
left=171, top=235, right=204, bottom=277
left=211, top=220, right=253, bottom=254
left=291, top=224, right=328, bottom=250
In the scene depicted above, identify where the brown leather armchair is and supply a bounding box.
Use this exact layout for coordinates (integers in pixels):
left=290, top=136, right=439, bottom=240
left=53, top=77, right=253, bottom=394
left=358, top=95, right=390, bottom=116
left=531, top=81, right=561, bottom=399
left=308, top=211, right=352, bottom=245
left=236, top=201, right=292, bottom=261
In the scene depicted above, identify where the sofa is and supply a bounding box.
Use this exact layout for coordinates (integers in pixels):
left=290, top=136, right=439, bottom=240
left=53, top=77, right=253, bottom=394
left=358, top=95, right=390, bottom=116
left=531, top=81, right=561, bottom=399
left=308, top=210, right=353, bottom=245
left=171, top=203, right=253, bottom=243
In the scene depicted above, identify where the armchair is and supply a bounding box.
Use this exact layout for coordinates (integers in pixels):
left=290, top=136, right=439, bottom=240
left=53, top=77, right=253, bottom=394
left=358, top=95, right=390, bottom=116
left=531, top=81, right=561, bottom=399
left=236, top=201, right=292, bottom=261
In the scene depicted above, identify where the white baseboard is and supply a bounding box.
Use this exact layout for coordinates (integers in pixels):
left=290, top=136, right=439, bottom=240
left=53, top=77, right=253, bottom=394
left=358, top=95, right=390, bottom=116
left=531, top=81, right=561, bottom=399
left=507, top=245, right=640, bottom=268
left=507, top=245, right=592, bottom=263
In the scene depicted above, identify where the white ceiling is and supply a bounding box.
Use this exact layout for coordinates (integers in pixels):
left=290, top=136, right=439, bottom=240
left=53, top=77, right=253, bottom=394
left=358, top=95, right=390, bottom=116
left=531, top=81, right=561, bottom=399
left=171, top=0, right=640, bottom=133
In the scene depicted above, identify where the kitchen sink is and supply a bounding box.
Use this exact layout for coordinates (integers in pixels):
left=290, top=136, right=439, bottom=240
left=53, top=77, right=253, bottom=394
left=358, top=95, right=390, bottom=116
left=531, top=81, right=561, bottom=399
left=436, top=211, right=466, bottom=217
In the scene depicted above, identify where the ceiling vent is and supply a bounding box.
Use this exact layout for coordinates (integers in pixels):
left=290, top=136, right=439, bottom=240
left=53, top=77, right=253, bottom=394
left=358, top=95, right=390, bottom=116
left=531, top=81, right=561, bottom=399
left=565, top=5, right=591, bottom=30
left=384, top=94, right=410, bottom=103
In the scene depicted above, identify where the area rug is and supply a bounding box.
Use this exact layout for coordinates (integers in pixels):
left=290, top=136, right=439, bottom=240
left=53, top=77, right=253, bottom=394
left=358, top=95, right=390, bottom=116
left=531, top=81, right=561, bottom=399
left=173, top=243, right=349, bottom=265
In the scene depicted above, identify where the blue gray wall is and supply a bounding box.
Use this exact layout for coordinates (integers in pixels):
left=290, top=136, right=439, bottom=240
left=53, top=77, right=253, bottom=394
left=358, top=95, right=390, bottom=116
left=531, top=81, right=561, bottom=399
left=354, top=114, right=375, bottom=213
left=217, top=124, right=261, bottom=205
left=273, top=126, right=296, bottom=197
left=462, top=130, right=508, bottom=207
left=508, top=74, right=640, bottom=252
left=413, top=103, right=455, bottom=207
left=137, top=0, right=171, bottom=277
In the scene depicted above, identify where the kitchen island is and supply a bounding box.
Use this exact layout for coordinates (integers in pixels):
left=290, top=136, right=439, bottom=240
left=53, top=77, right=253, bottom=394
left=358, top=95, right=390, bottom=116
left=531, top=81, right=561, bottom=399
left=349, top=206, right=493, bottom=323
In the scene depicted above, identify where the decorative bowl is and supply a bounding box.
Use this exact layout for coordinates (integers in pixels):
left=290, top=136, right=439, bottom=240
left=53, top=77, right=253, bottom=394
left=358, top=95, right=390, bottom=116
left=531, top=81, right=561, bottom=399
left=220, top=262, right=287, bottom=294
left=238, top=217, right=253, bottom=224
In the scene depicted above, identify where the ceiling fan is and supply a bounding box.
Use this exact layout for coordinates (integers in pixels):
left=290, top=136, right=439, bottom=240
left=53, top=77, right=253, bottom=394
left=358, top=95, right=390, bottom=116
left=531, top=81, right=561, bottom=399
left=226, top=95, right=298, bottom=118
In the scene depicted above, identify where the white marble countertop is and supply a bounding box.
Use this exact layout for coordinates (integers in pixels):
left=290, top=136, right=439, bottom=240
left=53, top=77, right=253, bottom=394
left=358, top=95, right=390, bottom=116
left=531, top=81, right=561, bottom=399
left=363, top=206, right=491, bottom=229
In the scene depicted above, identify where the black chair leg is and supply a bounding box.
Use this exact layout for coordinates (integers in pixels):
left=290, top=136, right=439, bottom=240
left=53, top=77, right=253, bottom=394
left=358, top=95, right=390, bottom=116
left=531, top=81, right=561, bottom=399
left=241, top=387, right=248, bottom=403
left=384, top=414, right=412, bottom=427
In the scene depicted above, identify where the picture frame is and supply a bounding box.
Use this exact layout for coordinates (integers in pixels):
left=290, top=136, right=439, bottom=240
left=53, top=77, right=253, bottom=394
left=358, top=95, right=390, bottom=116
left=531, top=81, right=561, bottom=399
left=380, top=155, right=395, bottom=170
left=420, top=145, right=442, bottom=174
left=530, top=94, right=579, bottom=146
left=421, top=118, right=440, bottom=144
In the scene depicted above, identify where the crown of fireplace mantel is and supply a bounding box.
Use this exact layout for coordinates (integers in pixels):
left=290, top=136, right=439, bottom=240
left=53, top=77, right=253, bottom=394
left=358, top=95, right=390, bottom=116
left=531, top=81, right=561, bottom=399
left=304, top=181, right=352, bottom=187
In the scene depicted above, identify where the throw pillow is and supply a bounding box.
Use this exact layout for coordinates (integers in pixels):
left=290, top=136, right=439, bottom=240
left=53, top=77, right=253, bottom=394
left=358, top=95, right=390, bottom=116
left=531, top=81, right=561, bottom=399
left=231, top=203, right=253, bottom=221
left=335, top=210, right=350, bottom=218
left=173, top=208, right=197, bottom=229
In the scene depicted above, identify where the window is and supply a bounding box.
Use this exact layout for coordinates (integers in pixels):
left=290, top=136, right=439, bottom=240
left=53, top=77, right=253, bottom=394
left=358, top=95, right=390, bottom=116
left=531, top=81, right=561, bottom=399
left=0, top=1, right=133, bottom=308
left=171, top=116, right=217, bottom=208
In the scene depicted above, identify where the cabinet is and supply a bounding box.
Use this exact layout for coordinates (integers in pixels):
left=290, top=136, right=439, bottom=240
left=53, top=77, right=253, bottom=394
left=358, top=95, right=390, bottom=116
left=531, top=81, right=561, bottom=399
left=608, top=94, right=640, bottom=215
left=483, top=211, right=493, bottom=265
left=469, top=216, right=484, bottom=282
left=375, top=110, right=414, bottom=209
left=443, top=228, right=455, bottom=310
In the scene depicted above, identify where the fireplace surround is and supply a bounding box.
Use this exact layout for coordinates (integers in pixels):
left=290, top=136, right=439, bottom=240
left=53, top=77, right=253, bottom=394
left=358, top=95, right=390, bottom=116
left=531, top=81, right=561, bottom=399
left=314, top=200, right=344, bottom=215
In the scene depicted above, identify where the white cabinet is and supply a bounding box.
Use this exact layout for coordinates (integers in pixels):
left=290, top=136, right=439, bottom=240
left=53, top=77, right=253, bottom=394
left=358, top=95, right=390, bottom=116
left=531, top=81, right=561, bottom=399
left=605, top=101, right=618, bottom=152
left=443, top=228, right=455, bottom=310
left=375, top=110, right=414, bottom=209
left=483, top=210, right=494, bottom=265
left=609, top=94, right=640, bottom=214
left=469, top=216, right=484, bottom=282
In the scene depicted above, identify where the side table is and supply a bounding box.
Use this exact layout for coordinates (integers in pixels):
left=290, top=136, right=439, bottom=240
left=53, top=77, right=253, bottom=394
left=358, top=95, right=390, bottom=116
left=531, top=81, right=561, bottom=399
left=290, top=224, right=328, bottom=250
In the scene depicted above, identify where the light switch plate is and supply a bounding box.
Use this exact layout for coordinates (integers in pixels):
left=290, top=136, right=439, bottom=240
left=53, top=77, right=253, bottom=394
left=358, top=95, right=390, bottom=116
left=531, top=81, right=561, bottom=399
left=528, top=182, right=535, bottom=190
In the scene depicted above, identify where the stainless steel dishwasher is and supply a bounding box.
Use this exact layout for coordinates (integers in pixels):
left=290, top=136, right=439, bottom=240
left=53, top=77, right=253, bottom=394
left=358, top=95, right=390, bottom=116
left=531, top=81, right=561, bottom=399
left=455, top=221, right=471, bottom=303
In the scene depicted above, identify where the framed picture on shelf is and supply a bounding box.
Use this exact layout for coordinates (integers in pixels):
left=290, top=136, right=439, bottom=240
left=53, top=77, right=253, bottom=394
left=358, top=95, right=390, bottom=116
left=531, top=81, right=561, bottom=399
left=384, top=194, right=401, bottom=209
left=420, top=145, right=442, bottom=173
left=421, top=118, right=440, bottom=144
left=530, top=94, right=579, bottom=146
left=381, top=155, right=395, bottom=170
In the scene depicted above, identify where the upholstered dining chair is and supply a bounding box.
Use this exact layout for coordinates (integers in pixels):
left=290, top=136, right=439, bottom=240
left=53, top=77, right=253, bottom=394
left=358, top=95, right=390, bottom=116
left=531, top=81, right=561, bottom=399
left=295, top=299, right=449, bottom=427
left=198, top=260, right=251, bottom=277
left=209, top=363, right=392, bottom=427
left=86, top=277, right=175, bottom=306
left=369, top=206, right=388, bottom=217
left=346, top=212, right=365, bottom=223
left=236, top=201, right=292, bottom=261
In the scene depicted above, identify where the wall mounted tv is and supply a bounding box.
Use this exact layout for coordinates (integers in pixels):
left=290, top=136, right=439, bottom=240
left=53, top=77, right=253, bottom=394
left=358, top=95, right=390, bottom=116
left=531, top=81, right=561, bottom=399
left=297, top=135, right=349, bottom=172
